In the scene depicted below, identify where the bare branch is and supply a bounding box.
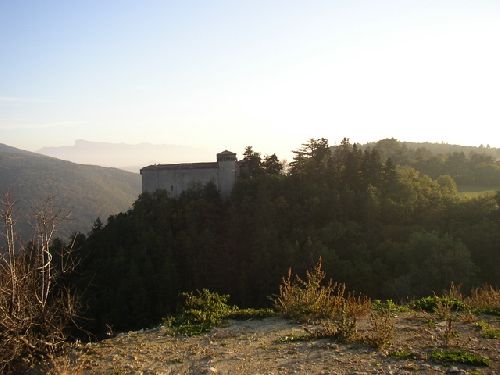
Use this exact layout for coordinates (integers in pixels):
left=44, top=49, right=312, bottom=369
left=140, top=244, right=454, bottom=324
left=0, top=194, right=80, bottom=372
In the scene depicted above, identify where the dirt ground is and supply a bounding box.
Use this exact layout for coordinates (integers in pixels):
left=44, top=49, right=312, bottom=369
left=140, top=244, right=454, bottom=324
left=53, top=312, right=498, bottom=375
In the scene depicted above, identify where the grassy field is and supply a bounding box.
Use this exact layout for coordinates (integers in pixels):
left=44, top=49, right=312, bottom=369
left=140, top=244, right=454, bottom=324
left=458, top=185, right=498, bottom=199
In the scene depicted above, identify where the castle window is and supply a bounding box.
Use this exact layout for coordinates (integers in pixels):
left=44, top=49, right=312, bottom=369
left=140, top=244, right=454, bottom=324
left=171, top=185, right=174, bottom=192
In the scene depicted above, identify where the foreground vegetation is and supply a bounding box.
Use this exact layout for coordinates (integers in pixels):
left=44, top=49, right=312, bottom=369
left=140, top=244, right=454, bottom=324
left=48, top=263, right=500, bottom=373
left=0, top=196, right=79, bottom=373
left=71, top=138, right=500, bottom=335
left=163, top=289, right=275, bottom=336
left=2, top=136, right=500, bottom=372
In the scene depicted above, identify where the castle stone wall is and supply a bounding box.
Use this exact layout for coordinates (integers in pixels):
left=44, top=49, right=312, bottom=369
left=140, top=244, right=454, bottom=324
left=141, top=166, right=218, bottom=197
left=140, top=150, right=238, bottom=198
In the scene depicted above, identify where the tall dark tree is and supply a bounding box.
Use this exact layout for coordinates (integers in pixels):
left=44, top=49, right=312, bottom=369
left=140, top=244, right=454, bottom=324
left=262, top=154, right=283, bottom=175
left=241, top=146, right=262, bottom=178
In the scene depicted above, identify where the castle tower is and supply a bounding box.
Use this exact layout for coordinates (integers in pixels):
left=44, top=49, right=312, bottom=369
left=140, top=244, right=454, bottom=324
left=217, top=150, right=237, bottom=197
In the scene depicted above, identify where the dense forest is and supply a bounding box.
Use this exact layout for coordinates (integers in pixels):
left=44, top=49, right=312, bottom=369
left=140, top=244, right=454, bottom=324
left=63, top=138, right=500, bottom=336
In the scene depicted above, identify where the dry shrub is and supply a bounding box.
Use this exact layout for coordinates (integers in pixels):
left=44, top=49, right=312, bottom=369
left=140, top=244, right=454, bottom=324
left=435, top=296, right=457, bottom=321
left=0, top=194, right=79, bottom=373
left=465, top=284, right=500, bottom=312
left=274, top=259, right=341, bottom=322
left=274, top=258, right=371, bottom=342
left=447, top=282, right=463, bottom=301
left=334, top=293, right=372, bottom=342
left=365, top=309, right=395, bottom=349
left=435, top=299, right=458, bottom=347
left=44, top=353, right=85, bottom=375
left=438, top=284, right=465, bottom=347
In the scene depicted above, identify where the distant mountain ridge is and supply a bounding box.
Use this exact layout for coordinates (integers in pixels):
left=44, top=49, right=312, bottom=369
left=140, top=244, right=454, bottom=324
left=0, top=143, right=141, bottom=239
left=38, top=140, right=213, bottom=172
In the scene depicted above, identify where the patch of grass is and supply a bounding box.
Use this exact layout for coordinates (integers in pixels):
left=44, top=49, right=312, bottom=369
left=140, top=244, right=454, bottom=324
left=372, top=299, right=408, bottom=313
left=475, top=321, right=500, bottom=339
left=457, top=184, right=498, bottom=193
left=476, top=308, right=500, bottom=316
left=459, top=191, right=496, bottom=199
left=410, top=296, right=466, bottom=313
left=389, top=349, right=417, bottom=360
left=430, top=349, right=489, bottom=367
left=457, top=185, right=497, bottom=200
left=275, top=333, right=315, bottom=343
left=226, top=308, right=275, bottom=320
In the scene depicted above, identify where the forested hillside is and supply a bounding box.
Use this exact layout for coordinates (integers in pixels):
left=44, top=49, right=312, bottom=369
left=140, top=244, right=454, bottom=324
left=0, top=143, right=141, bottom=238
left=361, top=138, right=500, bottom=191
left=364, top=139, right=500, bottom=159
left=70, top=138, right=500, bottom=335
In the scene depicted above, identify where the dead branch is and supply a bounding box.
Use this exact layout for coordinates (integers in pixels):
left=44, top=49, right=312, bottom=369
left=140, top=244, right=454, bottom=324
left=0, top=193, right=80, bottom=373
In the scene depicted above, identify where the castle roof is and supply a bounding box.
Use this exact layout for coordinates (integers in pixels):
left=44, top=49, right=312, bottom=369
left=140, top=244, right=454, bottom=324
left=140, top=162, right=217, bottom=173
left=217, top=150, right=236, bottom=155
left=140, top=150, right=238, bottom=174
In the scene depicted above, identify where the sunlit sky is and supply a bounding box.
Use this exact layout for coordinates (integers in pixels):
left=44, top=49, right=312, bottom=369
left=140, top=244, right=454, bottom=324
left=1, top=0, right=499, bottom=160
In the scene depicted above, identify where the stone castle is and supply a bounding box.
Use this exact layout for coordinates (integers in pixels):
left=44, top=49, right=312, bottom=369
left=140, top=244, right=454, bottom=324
left=140, top=150, right=238, bottom=197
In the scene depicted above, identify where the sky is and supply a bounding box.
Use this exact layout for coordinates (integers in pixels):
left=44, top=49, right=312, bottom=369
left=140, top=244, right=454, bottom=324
left=1, top=0, right=500, bottom=160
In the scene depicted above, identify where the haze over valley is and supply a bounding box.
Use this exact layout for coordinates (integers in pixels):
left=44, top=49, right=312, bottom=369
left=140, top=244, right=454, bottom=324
left=37, top=139, right=213, bottom=173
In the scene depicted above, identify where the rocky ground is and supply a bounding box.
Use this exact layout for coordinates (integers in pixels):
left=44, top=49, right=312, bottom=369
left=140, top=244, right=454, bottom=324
left=51, top=312, right=498, bottom=375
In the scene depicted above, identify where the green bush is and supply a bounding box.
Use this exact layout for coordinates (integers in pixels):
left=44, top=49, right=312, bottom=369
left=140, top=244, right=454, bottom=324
left=430, top=349, right=489, bottom=367
left=275, top=333, right=315, bottom=343
left=163, top=289, right=235, bottom=336
left=389, top=349, right=417, bottom=360
left=475, top=321, right=500, bottom=339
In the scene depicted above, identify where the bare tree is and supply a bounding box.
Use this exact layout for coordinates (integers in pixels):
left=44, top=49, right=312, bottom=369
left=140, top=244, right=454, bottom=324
left=0, top=193, right=79, bottom=372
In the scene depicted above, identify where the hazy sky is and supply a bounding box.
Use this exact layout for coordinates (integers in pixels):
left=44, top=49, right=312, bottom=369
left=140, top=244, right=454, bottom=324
left=1, top=0, right=499, bottom=159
